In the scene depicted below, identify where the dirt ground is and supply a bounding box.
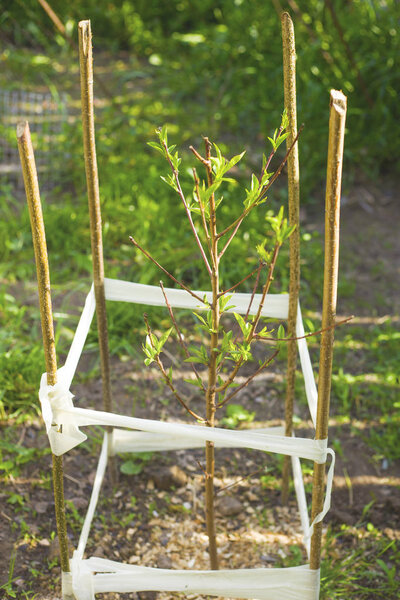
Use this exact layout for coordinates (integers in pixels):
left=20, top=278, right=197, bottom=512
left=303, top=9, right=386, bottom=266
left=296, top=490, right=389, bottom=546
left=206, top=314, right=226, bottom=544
left=1, top=176, right=399, bottom=598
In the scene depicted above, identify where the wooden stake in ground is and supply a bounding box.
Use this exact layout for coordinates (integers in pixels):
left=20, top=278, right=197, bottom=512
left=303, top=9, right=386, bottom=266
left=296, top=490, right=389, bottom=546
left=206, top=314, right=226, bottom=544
left=310, top=89, right=347, bottom=570
left=17, top=121, right=74, bottom=600
left=281, top=11, right=301, bottom=504
left=78, top=20, right=112, bottom=415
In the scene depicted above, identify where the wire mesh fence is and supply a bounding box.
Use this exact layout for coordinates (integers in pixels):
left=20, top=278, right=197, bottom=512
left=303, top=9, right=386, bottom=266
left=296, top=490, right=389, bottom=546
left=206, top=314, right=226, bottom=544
left=0, top=89, right=69, bottom=190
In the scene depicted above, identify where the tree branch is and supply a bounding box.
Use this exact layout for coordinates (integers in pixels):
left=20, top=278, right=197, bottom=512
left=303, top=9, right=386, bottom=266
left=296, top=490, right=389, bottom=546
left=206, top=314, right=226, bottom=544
left=217, top=349, right=280, bottom=409
left=255, top=315, right=353, bottom=343
left=244, top=260, right=263, bottom=320
left=217, top=126, right=303, bottom=242
left=217, top=264, right=262, bottom=298
left=193, top=167, right=211, bottom=247
left=163, top=142, right=212, bottom=276
left=143, top=315, right=206, bottom=422
left=129, top=236, right=205, bottom=304
left=160, top=281, right=206, bottom=392
left=215, top=242, right=280, bottom=394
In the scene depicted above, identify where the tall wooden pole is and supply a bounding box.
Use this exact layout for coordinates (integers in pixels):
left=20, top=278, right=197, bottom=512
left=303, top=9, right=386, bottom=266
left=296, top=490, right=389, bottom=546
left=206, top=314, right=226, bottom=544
left=78, top=22, right=112, bottom=409
left=281, top=11, right=301, bottom=504
left=310, top=89, right=347, bottom=570
left=17, top=121, right=74, bottom=599
left=78, top=20, right=116, bottom=482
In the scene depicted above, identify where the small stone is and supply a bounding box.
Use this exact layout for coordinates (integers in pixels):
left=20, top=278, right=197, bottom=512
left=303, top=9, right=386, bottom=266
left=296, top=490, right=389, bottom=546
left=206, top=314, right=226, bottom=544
left=48, top=537, right=60, bottom=561
left=92, top=545, right=107, bottom=558
left=157, top=555, right=172, bottom=569
left=129, top=554, right=140, bottom=564
left=159, top=535, right=169, bottom=547
left=246, top=492, right=258, bottom=502
left=15, top=579, right=25, bottom=587
left=70, top=496, right=89, bottom=510
left=217, top=496, right=243, bottom=517
left=150, top=465, right=187, bottom=490
left=261, top=554, right=276, bottom=563
left=36, top=501, right=50, bottom=514
left=39, top=538, right=50, bottom=547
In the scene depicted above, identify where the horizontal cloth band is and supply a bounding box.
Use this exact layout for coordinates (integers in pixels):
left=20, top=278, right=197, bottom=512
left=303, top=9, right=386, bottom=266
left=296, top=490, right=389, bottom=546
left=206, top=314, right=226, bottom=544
left=52, top=403, right=328, bottom=462
left=70, top=556, right=320, bottom=600
left=110, top=425, right=285, bottom=454
left=104, top=277, right=290, bottom=318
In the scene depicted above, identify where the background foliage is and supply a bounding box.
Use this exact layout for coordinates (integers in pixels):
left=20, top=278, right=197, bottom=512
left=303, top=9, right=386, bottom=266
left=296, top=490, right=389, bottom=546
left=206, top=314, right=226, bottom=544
left=2, top=0, right=400, bottom=188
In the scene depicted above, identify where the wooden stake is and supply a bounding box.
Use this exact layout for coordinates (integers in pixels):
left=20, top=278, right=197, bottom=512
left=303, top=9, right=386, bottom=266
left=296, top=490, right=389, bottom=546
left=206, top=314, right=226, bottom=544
left=78, top=20, right=112, bottom=412
left=281, top=11, right=301, bottom=505
left=310, top=89, right=347, bottom=570
left=17, top=121, right=72, bottom=590
left=78, top=20, right=116, bottom=482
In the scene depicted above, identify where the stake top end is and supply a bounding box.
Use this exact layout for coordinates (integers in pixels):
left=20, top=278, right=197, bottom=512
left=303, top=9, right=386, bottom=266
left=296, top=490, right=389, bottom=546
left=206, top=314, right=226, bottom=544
left=16, top=121, right=29, bottom=139
left=330, top=90, right=347, bottom=115
left=281, top=11, right=292, bottom=22
left=78, top=19, right=91, bottom=29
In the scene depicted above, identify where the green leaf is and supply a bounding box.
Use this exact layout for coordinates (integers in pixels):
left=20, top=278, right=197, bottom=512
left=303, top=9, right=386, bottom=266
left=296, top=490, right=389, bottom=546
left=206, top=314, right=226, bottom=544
left=234, top=312, right=251, bottom=336
left=219, top=294, right=235, bottom=313
left=160, top=174, right=178, bottom=191
left=256, top=240, right=271, bottom=263
left=158, top=327, right=173, bottom=350
left=277, top=324, right=286, bottom=342
left=225, top=150, right=246, bottom=172
left=184, top=378, right=203, bottom=388
left=281, top=108, right=289, bottom=130
left=120, top=460, right=143, bottom=475
left=221, top=404, right=255, bottom=429
left=160, top=124, right=168, bottom=144
left=147, top=141, right=165, bottom=156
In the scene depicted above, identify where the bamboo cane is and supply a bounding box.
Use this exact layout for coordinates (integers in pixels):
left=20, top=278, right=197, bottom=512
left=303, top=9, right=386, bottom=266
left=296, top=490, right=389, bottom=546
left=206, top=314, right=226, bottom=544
left=310, top=89, right=347, bottom=570
left=281, top=11, right=301, bottom=504
left=17, top=121, right=74, bottom=598
left=78, top=20, right=116, bottom=481
left=78, top=20, right=112, bottom=412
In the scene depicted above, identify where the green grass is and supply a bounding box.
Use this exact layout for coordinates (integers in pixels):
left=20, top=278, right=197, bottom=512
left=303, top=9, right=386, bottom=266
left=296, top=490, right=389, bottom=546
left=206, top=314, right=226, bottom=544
left=320, top=525, right=399, bottom=599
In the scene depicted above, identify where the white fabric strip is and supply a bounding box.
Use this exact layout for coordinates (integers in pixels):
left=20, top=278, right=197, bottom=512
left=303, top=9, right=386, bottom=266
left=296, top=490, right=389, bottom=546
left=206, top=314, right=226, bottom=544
left=110, top=425, right=285, bottom=454
left=39, top=371, right=87, bottom=456
left=75, top=433, right=109, bottom=560
left=104, top=277, right=290, bottom=319
left=54, top=404, right=329, bottom=463
left=291, top=453, right=311, bottom=559
left=62, top=285, right=96, bottom=389
left=70, top=557, right=320, bottom=600
left=296, top=304, right=318, bottom=429
left=305, top=448, right=336, bottom=542
left=61, top=571, right=73, bottom=599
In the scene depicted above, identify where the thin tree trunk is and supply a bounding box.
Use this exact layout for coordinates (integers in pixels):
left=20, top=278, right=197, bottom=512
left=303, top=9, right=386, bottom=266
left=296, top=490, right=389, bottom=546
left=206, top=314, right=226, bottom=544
left=17, top=121, right=74, bottom=599
left=281, top=11, right=301, bottom=505
left=310, top=90, right=347, bottom=570
left=205, top=139, right=219, bottom=570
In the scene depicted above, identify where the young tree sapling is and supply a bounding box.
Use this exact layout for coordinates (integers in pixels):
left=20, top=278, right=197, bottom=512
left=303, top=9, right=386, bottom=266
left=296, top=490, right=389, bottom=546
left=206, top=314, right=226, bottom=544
left=130, top=113, right=299, bottom=569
